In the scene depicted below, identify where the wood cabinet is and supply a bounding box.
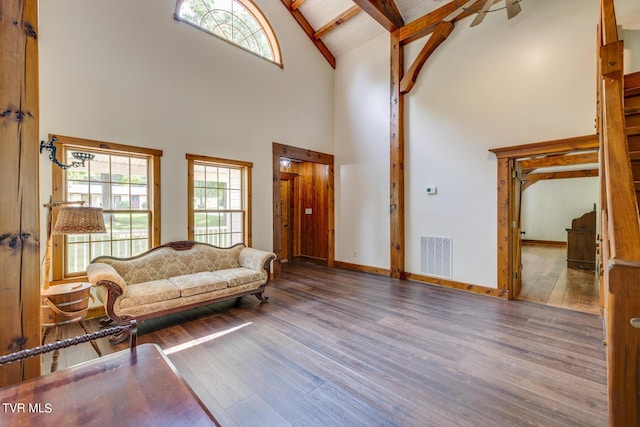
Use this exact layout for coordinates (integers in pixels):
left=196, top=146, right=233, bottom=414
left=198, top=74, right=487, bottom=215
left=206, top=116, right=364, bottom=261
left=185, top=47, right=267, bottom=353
left=566, top=211, right=596, bottom=271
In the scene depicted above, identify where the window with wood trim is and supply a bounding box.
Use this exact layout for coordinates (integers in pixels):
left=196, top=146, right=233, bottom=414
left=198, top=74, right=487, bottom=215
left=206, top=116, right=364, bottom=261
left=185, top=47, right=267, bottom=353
left=187, top=154, right=252, bottom=247
left=51, top=136, right=162, bottom=281
left=175, top=0, right=282, bottom=67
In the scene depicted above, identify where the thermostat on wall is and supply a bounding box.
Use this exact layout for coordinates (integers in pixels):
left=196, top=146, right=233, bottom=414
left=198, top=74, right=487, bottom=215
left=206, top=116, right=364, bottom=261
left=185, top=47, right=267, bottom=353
left=426, top=186, right=437, bottom=195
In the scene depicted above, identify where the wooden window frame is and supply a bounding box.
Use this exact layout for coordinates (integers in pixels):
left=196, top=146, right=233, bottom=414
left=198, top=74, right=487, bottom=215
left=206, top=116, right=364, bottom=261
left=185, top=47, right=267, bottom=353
left=50, top=135, right=162, bottom=283
left=186, top=153, right=253, bottom=247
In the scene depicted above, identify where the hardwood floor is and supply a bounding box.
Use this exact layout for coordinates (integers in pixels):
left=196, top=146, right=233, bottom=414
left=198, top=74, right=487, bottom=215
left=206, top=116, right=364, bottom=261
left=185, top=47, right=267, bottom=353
left=518, top=243, right=599, bottom=315
left=43, top=261, right=607, bottom=426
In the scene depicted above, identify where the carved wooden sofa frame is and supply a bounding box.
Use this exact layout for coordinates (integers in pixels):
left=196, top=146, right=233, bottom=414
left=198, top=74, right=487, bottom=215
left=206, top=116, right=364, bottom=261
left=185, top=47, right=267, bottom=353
left=88, top=241, right=276, bottom=343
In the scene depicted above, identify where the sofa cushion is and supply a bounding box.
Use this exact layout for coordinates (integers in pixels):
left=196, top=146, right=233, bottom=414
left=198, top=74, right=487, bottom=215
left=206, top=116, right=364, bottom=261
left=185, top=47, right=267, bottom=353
left=213, top=268, right=267, bottom=288
left=169, top=272, right=228, bottom=297
left=191, top=243, right=243, bottom=271
left=120, top=279, right=180, bottom=308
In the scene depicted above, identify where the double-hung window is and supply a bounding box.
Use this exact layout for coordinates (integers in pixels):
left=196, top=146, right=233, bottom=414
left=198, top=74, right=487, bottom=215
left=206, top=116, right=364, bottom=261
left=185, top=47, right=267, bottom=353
left=50, top=135, right=162, bottom=281
left=187, top=154, right=252, bottom=246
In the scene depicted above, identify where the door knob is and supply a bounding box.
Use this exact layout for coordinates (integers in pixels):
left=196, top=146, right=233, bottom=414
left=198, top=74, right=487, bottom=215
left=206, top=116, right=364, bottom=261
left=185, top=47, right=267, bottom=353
left=630, top=318, right=640, bottom=328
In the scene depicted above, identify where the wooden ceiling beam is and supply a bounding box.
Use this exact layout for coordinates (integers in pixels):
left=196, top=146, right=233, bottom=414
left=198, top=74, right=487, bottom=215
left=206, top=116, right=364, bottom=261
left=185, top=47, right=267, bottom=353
left=352, top=0, right=404, bottom=32
left=523, top=169, right=599, bottom=182
left=518, top=152, right=599, bottom=170
left=399, top=0, right=472, bottom=44
left=290, top=0, right=306, bottom=10
left=281, top=0, right=336, bottom=69
left=314, top=6, right=362, bottom=39
left=400, top=21, right=454, bottom=94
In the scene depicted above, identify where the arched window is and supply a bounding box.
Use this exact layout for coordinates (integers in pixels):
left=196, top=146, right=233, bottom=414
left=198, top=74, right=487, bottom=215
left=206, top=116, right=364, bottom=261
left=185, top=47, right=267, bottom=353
left=175, top=0, right=282, bottom=67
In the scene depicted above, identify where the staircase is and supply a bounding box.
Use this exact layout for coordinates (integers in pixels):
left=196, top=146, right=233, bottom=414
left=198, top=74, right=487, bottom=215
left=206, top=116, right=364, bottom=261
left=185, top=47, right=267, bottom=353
left=628, top=72, right=640, bottom=209
left=597, top=1, right=640, bottom=424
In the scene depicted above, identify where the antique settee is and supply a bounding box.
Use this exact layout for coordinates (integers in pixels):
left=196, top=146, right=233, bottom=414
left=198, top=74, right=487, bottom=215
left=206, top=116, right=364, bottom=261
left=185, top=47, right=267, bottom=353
left=86, top=241, right=276, bottom=340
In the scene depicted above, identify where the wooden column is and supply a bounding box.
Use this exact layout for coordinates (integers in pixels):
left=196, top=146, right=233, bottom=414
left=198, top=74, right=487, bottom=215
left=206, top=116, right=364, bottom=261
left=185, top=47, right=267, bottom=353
left=0, top=0, right=42, bottom=385
left=496, top=157, right=511, bottom=294
left=390, top=30, right=405, bottom=279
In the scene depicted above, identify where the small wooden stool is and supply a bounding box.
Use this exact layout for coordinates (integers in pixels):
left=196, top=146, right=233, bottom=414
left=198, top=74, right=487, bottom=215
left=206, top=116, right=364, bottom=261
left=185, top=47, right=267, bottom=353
left=42, top=283, right=102, bottom=372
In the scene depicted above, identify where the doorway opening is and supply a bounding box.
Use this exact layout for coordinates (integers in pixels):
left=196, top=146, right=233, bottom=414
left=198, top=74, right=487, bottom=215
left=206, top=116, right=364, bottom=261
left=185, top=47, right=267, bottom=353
left=518, top=177, right=599, bottom=314
left=490, top=135, right=601, bottom=314
left=272, top=143, right=334, bottom=278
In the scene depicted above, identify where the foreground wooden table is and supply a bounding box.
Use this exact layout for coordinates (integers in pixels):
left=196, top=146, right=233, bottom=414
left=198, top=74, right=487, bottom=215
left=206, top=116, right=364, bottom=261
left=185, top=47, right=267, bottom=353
left=0, top=344, right=219, bottom=426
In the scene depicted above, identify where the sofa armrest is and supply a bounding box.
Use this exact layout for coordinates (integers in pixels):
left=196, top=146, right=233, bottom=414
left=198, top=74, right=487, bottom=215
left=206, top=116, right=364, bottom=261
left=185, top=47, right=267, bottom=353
left=239, top=247, right=276, bottom=273
left=87, top=263, right=128, bottom=297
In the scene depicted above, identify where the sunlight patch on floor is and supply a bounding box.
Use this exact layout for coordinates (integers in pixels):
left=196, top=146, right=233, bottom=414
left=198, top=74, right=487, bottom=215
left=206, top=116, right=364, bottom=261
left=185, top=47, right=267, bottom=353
left=164, top=322, right=253, bottom=355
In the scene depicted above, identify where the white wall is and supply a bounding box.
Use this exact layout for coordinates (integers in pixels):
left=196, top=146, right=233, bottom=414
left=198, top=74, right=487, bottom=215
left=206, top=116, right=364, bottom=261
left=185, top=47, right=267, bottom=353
left=619, top=0, right=640, bottom=73
left=521, top=177, right=599, bottom=242
left=39, top=0, right=335, bottom=253
left=334, top=0, right=621, bottom=288
left=334, top=33, right=391, bottom=268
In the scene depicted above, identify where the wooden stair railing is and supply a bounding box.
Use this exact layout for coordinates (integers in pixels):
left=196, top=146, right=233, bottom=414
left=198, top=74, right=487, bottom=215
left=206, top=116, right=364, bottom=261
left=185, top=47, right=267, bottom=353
left=598, top=1, right=640, bottom=425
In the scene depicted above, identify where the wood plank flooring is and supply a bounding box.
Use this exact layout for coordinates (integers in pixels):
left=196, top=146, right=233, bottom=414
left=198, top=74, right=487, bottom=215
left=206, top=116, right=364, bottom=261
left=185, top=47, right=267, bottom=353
left=43, top=261, right=607, bottom=426
left=518, top=243, right=599, bottom=315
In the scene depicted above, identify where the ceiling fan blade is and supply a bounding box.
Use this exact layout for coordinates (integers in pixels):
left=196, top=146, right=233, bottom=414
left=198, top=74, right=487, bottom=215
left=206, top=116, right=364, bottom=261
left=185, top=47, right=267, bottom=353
left=470, top=0, right=493, bottom=27
left=505, top=0, right=522, bottom=19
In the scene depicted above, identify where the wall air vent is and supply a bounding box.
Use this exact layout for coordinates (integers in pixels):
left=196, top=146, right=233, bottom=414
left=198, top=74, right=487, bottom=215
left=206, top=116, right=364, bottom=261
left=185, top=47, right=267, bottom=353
left=420, top=235, right=452, bottom=279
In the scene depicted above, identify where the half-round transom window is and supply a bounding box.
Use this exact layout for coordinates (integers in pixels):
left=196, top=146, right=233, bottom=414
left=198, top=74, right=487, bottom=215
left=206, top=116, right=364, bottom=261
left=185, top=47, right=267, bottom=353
left=175, top=0, right=282, bottom=67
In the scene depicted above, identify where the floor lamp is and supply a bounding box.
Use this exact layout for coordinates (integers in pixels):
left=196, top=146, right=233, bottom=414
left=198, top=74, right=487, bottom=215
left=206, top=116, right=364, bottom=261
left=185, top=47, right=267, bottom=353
left=42, top=198, right=106, bottom=290
left=40, top=201, right=106, bottom=371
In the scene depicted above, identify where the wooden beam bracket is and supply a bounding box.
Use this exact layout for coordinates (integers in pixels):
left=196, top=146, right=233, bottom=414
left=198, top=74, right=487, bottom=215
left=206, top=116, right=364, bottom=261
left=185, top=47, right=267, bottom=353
left=399, top=21, right=454, bottom=94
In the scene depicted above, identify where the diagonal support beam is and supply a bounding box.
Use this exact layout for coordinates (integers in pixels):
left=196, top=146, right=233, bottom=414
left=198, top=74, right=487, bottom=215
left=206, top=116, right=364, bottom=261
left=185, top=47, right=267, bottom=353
left=281, top=0, right=336, bottom=68
left=352, top=0, right=404, bottom=32
left=400, top=21, right=454, bottom=94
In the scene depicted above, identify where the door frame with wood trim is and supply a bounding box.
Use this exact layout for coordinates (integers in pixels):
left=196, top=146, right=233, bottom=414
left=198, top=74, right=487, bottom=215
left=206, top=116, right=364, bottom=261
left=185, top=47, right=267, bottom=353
left=490, top=134, right=599, bottom=298
left=272, top=143, right=335, bottom=277
left=279, top=174, right=296, bottom=262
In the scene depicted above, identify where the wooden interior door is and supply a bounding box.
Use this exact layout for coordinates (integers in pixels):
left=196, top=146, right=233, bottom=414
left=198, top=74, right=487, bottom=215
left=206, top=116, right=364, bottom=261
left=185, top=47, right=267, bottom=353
left=511, top=160, right=524, bottom=297
left=280, top=179, right=291, bottom=262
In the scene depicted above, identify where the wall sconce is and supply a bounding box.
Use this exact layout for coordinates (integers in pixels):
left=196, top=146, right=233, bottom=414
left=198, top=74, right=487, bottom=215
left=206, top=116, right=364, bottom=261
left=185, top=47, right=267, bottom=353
left=40, top=136, right=95, bottom=169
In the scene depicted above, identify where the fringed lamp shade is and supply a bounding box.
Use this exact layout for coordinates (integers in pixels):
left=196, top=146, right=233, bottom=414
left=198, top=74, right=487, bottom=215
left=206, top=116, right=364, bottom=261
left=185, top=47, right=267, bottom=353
left=53, top=206, right=106, bottom=235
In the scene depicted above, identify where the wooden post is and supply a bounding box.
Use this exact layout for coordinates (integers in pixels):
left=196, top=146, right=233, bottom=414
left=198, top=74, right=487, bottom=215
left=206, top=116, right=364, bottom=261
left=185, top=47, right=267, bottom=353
left=0, top=0, right=42, bottom=385
left=390, top=30, right=405, bottom=279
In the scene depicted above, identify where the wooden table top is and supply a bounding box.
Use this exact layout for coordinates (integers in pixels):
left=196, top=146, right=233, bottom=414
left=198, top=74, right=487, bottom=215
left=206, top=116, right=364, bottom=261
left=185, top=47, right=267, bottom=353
left=0, top=344, right=219, bottom=426
left=41, top=282, right=92, bottom=296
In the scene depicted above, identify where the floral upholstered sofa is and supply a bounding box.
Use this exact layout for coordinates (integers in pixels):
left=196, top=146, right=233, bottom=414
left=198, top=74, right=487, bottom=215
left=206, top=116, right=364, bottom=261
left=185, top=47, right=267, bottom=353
left=86, top=241, right=275, bottom=340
